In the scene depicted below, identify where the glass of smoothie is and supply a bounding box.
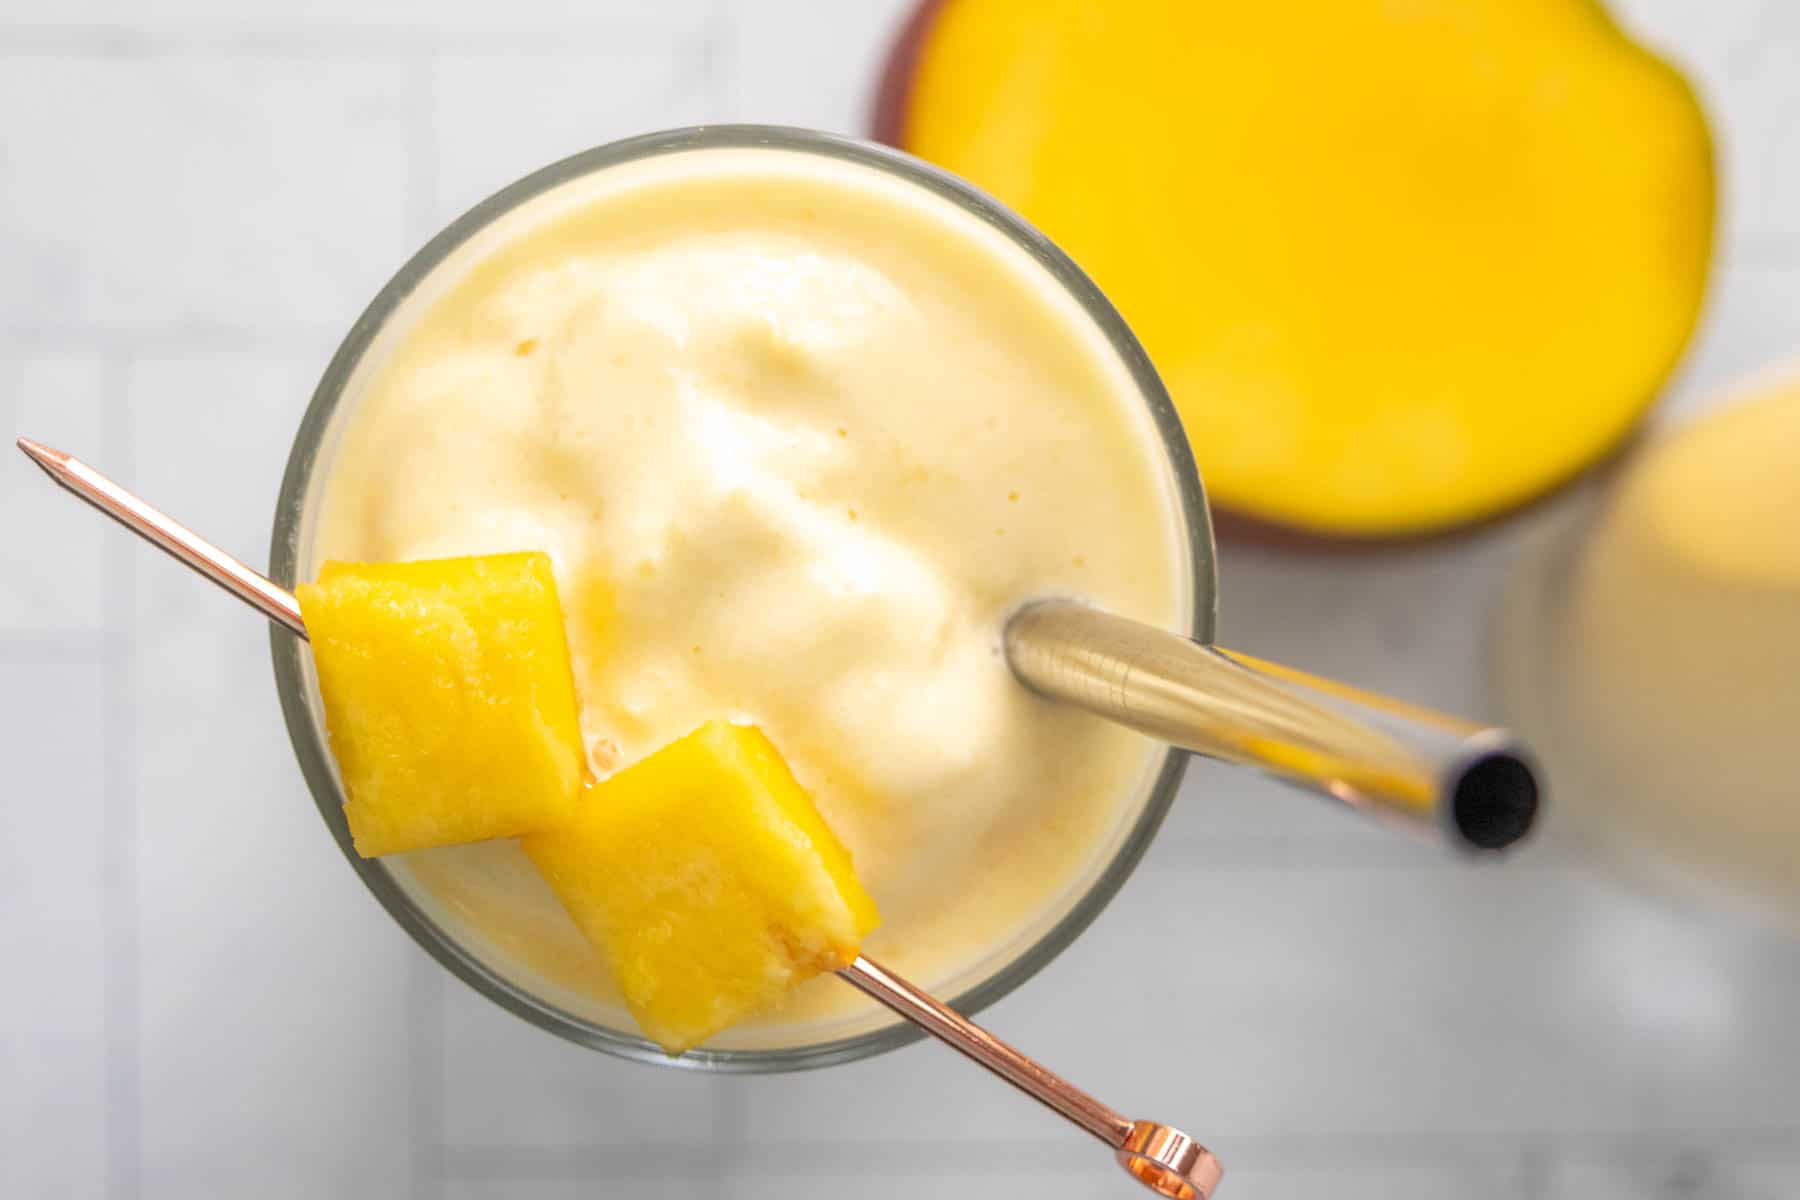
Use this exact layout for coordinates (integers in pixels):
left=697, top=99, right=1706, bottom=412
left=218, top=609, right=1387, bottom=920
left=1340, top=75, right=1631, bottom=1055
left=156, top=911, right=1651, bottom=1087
left=269, top=126, right=1533, bottom=1072
left=1492, top=367, right=1800, bottom=927
left=272, top=126, right=1212, bottom=1070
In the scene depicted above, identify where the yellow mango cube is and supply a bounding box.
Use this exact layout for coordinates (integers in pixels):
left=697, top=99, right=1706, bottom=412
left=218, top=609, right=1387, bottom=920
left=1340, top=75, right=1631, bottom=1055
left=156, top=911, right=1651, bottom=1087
left=298, top=552, right=586, bottom=857
left=524, top=721, right=879, bottom=1053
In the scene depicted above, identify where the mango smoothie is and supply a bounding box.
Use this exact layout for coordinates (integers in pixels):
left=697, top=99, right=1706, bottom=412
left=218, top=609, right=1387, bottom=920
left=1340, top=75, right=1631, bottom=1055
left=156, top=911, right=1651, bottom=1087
left=1496, top=371, right=1800, bottom=927
left=306, top=144, right=1191, bottom=1044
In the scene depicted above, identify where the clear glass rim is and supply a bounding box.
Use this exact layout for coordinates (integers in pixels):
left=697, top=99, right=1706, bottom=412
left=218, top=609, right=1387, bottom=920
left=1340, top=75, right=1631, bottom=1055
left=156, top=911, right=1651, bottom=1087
left=268, top=124, right=1219, bottom=1074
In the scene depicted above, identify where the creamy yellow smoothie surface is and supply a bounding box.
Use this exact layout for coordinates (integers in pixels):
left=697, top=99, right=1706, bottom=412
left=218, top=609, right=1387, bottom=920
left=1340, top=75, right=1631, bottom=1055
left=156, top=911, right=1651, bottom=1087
left=1497, top=371, right=1800, bottom=930
left=310, top=147, right=1189, bottom=1043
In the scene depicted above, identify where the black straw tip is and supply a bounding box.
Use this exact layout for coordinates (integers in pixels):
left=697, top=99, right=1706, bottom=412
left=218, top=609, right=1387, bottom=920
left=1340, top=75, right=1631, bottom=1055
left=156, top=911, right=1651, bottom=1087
left=1451, top=751, right=1540, bottom=851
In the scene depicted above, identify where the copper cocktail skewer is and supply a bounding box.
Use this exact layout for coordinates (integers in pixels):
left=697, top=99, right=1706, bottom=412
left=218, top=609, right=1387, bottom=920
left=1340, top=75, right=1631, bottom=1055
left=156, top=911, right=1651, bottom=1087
left=17, top=436, right=1221, bottom=1200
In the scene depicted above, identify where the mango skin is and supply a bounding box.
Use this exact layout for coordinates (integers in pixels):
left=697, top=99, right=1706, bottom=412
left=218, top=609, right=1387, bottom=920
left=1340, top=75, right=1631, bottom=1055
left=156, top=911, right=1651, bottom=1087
left=524, top=721, right=880, bottom=1054
left=298, top=553, right=587, bottom=857
left=879, top=0, right=1715, bottom=537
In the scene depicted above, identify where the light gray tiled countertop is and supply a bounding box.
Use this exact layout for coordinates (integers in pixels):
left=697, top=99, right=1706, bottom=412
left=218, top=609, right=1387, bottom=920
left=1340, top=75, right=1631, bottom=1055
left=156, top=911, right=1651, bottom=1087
left=3, top=3, right=1798, bottom=1198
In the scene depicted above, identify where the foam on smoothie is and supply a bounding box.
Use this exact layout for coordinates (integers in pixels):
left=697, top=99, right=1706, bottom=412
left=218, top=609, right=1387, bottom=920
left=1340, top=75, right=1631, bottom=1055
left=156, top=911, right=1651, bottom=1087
left=310, top=147, right=1190, bottom=1043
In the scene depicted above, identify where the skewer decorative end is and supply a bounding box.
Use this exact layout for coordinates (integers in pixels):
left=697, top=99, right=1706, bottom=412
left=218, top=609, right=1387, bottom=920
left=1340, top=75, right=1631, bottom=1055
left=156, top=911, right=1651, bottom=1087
left=1117, top=1120, right=1223, bottom=1199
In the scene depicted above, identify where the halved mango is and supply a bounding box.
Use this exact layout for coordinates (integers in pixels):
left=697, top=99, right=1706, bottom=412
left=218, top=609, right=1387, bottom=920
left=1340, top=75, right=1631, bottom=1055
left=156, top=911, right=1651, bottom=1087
left=878, top=0, right=1714, bottom=536
left=298, top=552, right=586, bottom=857
left=523, top=721, right=879, bottom=1054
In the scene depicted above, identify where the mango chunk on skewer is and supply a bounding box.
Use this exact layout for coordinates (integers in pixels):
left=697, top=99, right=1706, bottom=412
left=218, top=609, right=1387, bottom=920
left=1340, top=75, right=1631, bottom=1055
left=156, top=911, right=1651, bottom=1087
left=297, top=552, right=586, bottom=857
left=525, top=721, right=880, bottom=1054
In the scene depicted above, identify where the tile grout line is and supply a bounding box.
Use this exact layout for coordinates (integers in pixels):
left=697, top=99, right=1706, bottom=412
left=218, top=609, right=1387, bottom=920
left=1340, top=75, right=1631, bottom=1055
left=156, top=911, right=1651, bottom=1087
left=0, top=25, right=709, bottom=58
left=407, top=53, right=439, bottom=252
left=405, top=51, right=446, bottom=1200
left=99, top=348, right=140, bottom=1200
left=701, top=0, right=730, bottom=116
left=1138, top=835, right=1588, bottom=870
left=712, top=1075, right=749, bottom=1188
left=410, top=954, right=446, bottom=1200
left=0, top=328, right=335, bottom=356
left=0, top=630, right=122, bottom=664
left=1520, top=1138, right=1556, bottom=1199
left=437, top=1123, right=1800, bottom=1178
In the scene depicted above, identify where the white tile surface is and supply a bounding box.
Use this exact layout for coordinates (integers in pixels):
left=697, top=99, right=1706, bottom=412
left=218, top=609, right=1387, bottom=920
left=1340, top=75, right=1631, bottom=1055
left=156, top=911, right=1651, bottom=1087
left=1552, top=1156, right=1800, bottom=1200
left=0, top=56, right=411, bottom=339
left=446, top=1179, right=716, bottom=1200
left=725, top=1169, right=1117, bottom=1200
left=729, top=1036, right=1071, bottom=1150
left=1612, top=0, right=1800, bottom=255
left=1609, top=0, right=1764, bottom=68
left=1150, top=756, right=1453, bottom=862
left=125, top=356, right=315, bottom=575
left=727, top=1158, right=1538, bottom=1200
left=0, top=661, right=109, bottom=1200
left=1145, top=759, right=1382, bottom=862
left=1214, top=527, right=1517, bottom=721
left=1, top=3, right=1798, bottom=1199
left=717, top=0, right=915, bottom=133
left=440, top=978, right=725, bottom=1155
left=957, top=855, right=1800, bottom=1143
left=1202, top=1161, right=1539, bottom=1200
left=129, top=360, right=415, bottom=1194
left=0, top=358, right=107, bottom=633
left=430, top=49, right=715, bottom=231
left=1652, top=254, right=1800, bottom=430
left=3, top=0, right=709, bottom=38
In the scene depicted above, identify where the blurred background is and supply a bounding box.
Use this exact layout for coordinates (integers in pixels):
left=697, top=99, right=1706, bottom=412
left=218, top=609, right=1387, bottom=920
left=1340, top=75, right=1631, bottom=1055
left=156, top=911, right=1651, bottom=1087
left=3, top=2, right=1798, bottom=1198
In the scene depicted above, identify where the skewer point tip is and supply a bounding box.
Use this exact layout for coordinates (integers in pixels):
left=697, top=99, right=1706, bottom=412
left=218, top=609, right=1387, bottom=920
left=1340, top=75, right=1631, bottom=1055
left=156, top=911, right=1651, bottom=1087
left=16, top=436, right=65, bottom=473
left=16, top=438, right=80, bottom=496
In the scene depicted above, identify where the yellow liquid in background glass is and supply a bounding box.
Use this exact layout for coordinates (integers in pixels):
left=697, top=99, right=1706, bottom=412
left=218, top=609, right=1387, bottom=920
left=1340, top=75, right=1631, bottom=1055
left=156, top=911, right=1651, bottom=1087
left=1497, top=372, right=1800, bottom=929
left=309, top=148, right=1190, bottom=1047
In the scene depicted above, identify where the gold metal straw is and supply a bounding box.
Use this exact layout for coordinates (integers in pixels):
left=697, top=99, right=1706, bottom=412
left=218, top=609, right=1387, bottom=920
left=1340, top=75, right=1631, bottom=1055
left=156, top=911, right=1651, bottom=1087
left=1005, top=603, right=1540, bottom=852
left=16, top=436, right=1222, bottom=1200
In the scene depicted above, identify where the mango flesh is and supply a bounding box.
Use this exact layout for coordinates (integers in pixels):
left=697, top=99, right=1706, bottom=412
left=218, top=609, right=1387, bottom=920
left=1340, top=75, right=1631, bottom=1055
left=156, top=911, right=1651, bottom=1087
left=523, top=721, right=880, bottom=1054
left=881, top=0, right=1714, bottom=535
left=297, top=553, right=586, bottom=857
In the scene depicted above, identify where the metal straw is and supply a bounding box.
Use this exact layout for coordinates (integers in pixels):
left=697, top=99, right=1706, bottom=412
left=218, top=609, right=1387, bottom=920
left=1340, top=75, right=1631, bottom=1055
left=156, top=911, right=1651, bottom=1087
left=16, top=436, right=1223, bottom=1200
left=1006, top=603, right=1540, bottom=852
